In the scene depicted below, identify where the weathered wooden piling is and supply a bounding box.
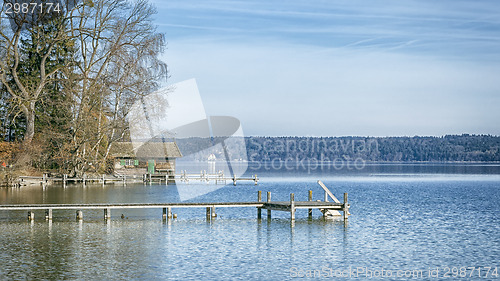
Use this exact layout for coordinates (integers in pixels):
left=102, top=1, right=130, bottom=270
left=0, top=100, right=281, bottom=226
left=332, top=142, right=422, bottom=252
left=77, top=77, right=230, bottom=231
left=206, top=207, right=211, bottom=219
left=163, top=208, right=167, bottom=220
left=308, top=190, right=313, bottom=219
left=76, top=210, right=83, bottom=220
left=45, top=209, right=52, bottom=220
left=211, top=206, right=217, bottom=218
left=343, top=193, right=349, bottom=221
left=28, top=211, right=34, bottom=221
left=104, top=208, right=111, bottom=220
left=267, top=191, right=271, bottom=219
left=257, top=191, right=262, bottom=219
left=290, top=193, right=295, bottom=220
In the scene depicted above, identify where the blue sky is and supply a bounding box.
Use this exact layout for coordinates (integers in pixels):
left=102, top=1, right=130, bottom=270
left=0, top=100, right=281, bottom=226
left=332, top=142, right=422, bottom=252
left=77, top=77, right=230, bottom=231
left=151, top=0, right=500, bottom=136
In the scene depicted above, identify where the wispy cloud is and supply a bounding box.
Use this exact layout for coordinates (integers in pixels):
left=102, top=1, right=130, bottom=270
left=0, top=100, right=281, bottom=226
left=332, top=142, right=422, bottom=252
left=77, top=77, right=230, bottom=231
left=153, top=0, right=500, bottom=59
left=153, top=0, right=500, bottom=136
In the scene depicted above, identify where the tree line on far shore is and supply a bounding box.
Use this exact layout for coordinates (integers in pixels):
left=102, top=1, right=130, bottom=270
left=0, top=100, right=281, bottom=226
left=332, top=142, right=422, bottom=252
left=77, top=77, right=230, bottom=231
left=176, top=135, right=500, bottom=162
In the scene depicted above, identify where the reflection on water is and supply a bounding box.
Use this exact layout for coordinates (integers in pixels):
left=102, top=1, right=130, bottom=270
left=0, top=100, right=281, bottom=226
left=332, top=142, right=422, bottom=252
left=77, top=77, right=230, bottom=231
left=0, top=218, right=350, bottom=280
left=1, top=165, right=499, bottom=280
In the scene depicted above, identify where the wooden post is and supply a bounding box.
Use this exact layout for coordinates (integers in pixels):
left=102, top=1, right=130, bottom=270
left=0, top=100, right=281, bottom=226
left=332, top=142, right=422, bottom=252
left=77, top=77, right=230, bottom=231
left=254, top=174, right=258, bottom=185
left=324, top=190, right=328, bottom=202
left=257, top=190, right=262, bottom=219
left=82, top=174, right=86, bottom=186
left=163, top=208, right=167, bottom=220
left=45, top=209, right=52, bottom=220
left=28, top=211, right=34, bottom=221
left=104, top=208, right=111, bottom=220
left=149, top=173, right=152, bottom=185
left=233, top=176, right=236, bottom=186
left=167, top=207, right=172, bottom=219
left=343, top=193, right=348, bottom=221
left=63, top=174, right=67, bottom=187
left=308, top=190, right=313, bottom=219
left=76, top=210, right=83, bottom=220
left=267, top=191, right=271, bottom=219
left=290, top=193, right=295, bottom=221
left=206, top=207, right=211, bottom=220
left=211, top=206, right=217, bottom=217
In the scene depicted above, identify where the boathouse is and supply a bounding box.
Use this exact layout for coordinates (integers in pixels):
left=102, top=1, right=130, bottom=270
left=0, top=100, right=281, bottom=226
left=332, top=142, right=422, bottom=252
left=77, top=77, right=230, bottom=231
left=110, top=142, right=182, bottom=175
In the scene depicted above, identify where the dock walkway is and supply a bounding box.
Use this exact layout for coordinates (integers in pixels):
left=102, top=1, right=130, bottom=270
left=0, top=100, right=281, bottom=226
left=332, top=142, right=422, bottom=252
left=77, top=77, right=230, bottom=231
left=17, top=172, right=259, bottom=186
left=0, top=181, right=349, bottom=222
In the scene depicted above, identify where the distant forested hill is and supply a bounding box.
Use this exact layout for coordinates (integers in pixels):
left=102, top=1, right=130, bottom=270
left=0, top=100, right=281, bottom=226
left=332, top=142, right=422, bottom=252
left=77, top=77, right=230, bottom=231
left=176, top=135, right=500, bottom=162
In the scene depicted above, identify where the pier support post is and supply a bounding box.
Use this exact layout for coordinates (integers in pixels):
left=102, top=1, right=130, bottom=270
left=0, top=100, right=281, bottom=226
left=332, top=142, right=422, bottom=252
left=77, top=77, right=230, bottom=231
left=267, top=192, right=271, bottom=219
left=104, top=208, right=111, bottom=220
left=163, top=207, right=173, bottom=219
left=28, top=211, right=34, bottom=221
left=257, top=191, right=262, bottom=219
left=254, top=174, right=258, bottom=185
left=206, top=207, right=211, bottom=220
left=76, top=210, right=83, bottom=220
left=211, top=206, right=217, bottom=218
left=343, top=193, right=349, bottom=221
left=290, top=193, right=295, bottom=221
left=233, top=176, right=236, bottom=186
left=45, top=209, right=52, bottom=220
left=63, top=174, right=67, bottom=187
left=308, top=190, right=313, bottom=219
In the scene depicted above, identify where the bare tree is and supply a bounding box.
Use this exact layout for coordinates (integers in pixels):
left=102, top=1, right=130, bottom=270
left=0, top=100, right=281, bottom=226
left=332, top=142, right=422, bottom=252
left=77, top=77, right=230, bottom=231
left=68, top=0, right=168, bottom=175
left=0, top=0, right=167, bottom=175
left=0, top=1, right=78, bottom=144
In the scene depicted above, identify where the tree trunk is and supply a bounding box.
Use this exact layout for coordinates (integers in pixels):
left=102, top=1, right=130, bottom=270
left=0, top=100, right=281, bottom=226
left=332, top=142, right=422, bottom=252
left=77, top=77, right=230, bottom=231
left=22, top=102, right=36, bottom=144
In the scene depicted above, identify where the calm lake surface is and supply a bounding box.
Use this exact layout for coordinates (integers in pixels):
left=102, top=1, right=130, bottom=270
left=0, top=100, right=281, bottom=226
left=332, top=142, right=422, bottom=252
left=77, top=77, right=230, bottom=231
left=1, top=164, right=499, bottom=280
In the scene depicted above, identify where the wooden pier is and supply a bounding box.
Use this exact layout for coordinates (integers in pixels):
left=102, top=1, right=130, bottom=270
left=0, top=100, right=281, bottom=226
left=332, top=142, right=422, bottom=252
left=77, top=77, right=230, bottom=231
left=0, top=181, right=349, bottom=222
left=141, top=171, right=258, bottom=185
left=175, top=171, right=258, bottom=185
left=17, top=171, right=259, bottom=186
left=18, top=174, right=130, bottom=187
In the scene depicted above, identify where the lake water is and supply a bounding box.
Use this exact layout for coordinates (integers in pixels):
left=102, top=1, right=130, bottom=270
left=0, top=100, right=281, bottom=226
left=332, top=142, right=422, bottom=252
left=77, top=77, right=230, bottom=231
left=1, top=164, right=499, bottom=280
